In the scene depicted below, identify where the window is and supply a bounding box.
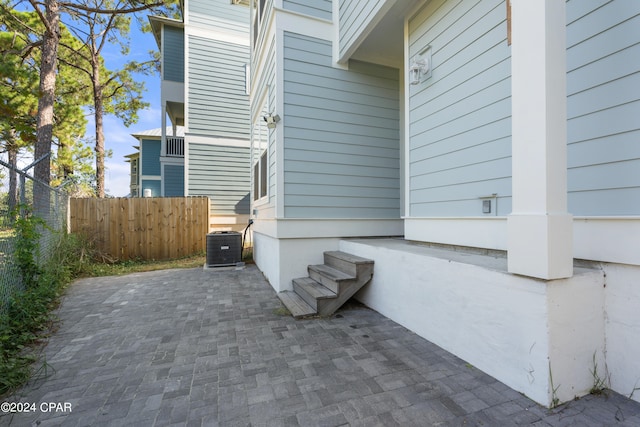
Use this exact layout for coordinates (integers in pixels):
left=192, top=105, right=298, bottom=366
left=252, top=104, right=269, bottom=201
left=253, top=151, right=267, bottom=200
left=253, top=161, right=260, bottom=200
left=259, top=151, right=267, bottom=198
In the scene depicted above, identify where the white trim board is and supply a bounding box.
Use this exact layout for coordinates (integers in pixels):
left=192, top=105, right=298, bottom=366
left=252, top=218, right=403, bottom=239
left=405, top=216, right=640, bottom=266
left=185, top=135, right=251, bottom=148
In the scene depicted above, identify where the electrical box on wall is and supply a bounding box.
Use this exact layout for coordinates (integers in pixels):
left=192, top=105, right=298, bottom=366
left=479, top=194, right=498, bottom=216
left=482, top=199, right=492, bottom=214
left=206, top=232, right=242, bottom=267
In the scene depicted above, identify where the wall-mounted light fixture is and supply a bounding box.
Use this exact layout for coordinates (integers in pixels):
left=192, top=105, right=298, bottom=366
left=263, top=113, right=280, bottom=129
left=409, top=46, right=432, bottom=85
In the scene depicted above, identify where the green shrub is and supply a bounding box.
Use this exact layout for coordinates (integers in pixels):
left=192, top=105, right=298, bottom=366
left=0, top=217, right=90, bottom=397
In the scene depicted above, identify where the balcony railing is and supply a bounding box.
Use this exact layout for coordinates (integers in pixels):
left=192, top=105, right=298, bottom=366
left=166, top=136, right=184, bottom=157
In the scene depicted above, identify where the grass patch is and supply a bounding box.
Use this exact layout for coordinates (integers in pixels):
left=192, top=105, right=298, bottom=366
left=82, top=253, right=206, bottom=277
left=273, top=306, right=291, bottom=316
left=589, top=352, right=609, bottom=396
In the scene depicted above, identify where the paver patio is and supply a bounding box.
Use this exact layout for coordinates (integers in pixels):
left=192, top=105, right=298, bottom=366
left=3, top=265, right=640, bottom=426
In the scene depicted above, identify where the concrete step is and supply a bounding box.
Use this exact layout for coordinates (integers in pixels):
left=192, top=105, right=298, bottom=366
left=277, top=291, right=316, bottom=319
left=324, top=250, right=374, bottom=277
left=284, top=251, right=375, bottom=319
left=308, top=264, right=356, bottom=293
left=293, top=277, right=336, bottom=310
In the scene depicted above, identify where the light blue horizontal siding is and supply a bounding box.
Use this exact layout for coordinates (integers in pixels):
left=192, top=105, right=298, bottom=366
left=284, top=0, right=331, bottom=20
left=338, top=0, right=387, bottom=59
left=251, top=36, right=277, bottom=216
left=188, top=0, right=249, bottom=38
left=164, top=165, right=184, bottom=196
left=188, top=143, right=250, bottom=215
left=188, top=36, right=250, bottom=139
left=283, top=32, right=400, bottom=219
left=140, top=139, right=161, bottom=176
left=267, top=48, right=277, bottom=209
left=566, top=0, right=640, bottom=215
left=163, top=26, right=184, bottom=83
left=408, top=0, right=511, bottom=217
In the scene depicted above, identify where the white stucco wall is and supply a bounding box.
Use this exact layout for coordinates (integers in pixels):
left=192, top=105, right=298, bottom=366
left=604, top=263, right=640, bottom=403
left=253, top=231, right=340, bottom=292
left=341, top=238, right=606, bottom=407
left=547, top=273, right=605, bottom=402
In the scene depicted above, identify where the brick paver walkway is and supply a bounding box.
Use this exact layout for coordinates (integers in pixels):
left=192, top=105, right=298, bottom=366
left=3, top=266, right=640, bottom=426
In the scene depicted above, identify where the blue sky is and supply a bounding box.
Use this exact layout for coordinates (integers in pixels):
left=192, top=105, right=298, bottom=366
left=99, top=21, right=162, bottom=197
left=4, top=6, right=164, bottom=196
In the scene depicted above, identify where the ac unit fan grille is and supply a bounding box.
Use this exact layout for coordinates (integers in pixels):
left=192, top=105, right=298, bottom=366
left=206, top=232, right=242, bottom=267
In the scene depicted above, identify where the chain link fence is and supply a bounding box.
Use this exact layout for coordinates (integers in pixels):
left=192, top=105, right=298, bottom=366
left=0, top=160, right=69, bottom=316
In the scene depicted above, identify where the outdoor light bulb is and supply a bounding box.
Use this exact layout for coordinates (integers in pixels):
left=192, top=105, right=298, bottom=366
left=409, top=45, right=432, bottom=86
left=410, top=57, right=429, bottom=85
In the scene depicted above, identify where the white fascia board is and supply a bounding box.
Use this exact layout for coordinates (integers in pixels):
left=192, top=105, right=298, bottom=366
left=332, top=0, right=343, bottom=68
left=275, top=6, right=333, bottom=41
left=186, top=25, right=250, bottom=46
left=275, top=28, right=285, bottom=218
left=252, top=218, right=403, bottom=239
left=404, top=217, right=508, bottom=251
left=574, top=217, right=640, bottom=266
left=403, top=15, right=411, bottom=219
left=185, top=135, right=250, bottom=148
left=404, top=216, right=640, bottom=267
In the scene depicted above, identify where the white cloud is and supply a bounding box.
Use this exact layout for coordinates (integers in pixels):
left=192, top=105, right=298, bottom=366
left=105, top=160, right=133, bottom=197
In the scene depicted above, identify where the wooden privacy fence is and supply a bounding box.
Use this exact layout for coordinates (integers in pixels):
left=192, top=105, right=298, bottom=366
left=70, top=197, right=210, bottom=261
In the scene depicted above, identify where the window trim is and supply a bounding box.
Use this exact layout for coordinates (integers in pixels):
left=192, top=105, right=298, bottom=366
left=253, top=149, right=268, bottom=202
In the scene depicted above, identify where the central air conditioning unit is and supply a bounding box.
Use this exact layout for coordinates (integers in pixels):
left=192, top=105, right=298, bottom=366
left=206, top=231, right=242, bottom=267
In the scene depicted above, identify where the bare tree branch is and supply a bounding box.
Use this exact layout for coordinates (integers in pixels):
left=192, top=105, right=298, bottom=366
left=103, top=82, right=125, bottom=100
left=57, top=55, right=93, bottom=78
left=27, top=0, right=54, bottom=35
left=96, top=13, right=116, bottom=54
left=58, top=40, right=91, bottom=63
left=59, top=1, right=165, bottom=15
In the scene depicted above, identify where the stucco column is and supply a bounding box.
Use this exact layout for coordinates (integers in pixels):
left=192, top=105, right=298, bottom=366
left=507, top=0, right=573, bottom=280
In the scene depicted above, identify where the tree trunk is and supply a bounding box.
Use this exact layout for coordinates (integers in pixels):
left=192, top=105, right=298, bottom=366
left=57, top=139, right=73, bottom=179
left=33, top=0, right=59, bottom=213
left=93, top=60, right=105, bottom=198
left=34, top=0, right=59, bottom=183
left=7, top=131, right=19, bottom=218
